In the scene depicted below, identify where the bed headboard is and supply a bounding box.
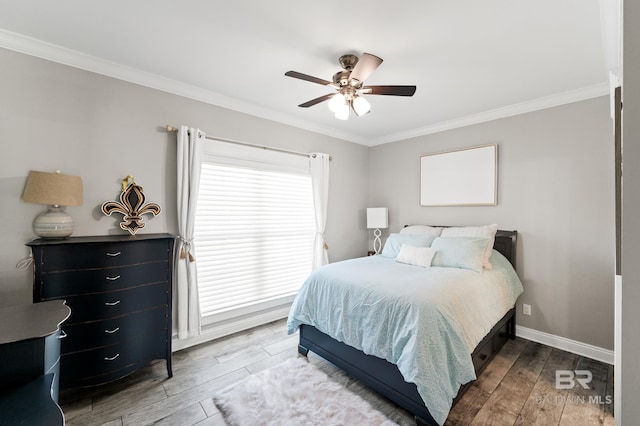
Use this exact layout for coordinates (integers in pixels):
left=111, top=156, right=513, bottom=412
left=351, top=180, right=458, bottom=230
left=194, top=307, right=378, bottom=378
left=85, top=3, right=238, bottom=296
left=493, top=230, right=517, bottom=267
left=403, top=226, right=517, bottom=267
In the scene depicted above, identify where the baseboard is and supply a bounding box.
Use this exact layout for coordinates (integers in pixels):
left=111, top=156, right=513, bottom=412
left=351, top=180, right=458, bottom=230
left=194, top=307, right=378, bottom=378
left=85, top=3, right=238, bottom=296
left=516, top=325, right=614, bottom=365
left=172, top=306, right=291, bottom=352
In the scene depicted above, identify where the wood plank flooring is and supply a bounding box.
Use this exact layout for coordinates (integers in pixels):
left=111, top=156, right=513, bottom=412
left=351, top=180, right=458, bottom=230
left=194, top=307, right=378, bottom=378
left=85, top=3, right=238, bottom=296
left=59, top=319, right=614, bottom=426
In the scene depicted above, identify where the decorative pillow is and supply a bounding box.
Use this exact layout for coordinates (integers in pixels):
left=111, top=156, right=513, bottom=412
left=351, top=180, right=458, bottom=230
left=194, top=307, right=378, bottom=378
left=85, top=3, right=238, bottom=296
left=440, top=224, right=498, bottom=269
left=395, top=244, right=437, bottom=268
left=430, top=237, right=490, bottom=272
left=399, top=225, right=443, bottom=238
left=380, top=233, right=435, bottom=258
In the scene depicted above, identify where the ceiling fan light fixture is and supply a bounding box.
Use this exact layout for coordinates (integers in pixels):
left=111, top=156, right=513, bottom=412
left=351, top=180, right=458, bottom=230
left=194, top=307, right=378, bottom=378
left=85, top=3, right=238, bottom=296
left=328, top=93, right=347, bottom=113
left=352, top=95, right=371, bottom=116
left=334, top=104, right=350, bottom=120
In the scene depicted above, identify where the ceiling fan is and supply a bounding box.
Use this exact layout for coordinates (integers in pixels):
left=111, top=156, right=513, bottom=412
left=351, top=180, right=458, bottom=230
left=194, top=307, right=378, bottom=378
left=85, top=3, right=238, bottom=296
left=285, top=53, right=416, bottom=120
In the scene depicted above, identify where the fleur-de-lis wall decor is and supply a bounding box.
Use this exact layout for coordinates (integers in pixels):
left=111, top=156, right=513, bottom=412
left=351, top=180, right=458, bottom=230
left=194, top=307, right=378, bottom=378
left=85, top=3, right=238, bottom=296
left=101, top=175, right=161, bottom=235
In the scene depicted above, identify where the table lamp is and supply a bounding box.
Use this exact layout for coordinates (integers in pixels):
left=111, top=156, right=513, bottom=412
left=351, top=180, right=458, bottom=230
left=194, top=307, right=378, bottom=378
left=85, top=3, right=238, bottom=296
left=367, top=207, right=388, bottom=254
left=22, top=170, right=83, bottom=238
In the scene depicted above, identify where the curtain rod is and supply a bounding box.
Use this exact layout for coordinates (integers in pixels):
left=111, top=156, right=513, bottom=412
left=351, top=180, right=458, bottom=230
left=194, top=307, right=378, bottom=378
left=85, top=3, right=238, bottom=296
left=165, top=125, right=331, bottom=160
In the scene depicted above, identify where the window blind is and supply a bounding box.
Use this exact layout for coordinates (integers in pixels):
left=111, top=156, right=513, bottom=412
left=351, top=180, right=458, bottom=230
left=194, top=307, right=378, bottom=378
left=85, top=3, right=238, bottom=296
left=194, top=158, right=315, bottom=324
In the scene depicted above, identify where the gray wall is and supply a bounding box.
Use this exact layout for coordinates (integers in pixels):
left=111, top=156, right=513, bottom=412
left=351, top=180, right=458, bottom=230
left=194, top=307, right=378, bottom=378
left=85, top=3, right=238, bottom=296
left=0, top=46, right=617, bottom=355
left=0, top=48, right=369, bottom=307
left=621, top=0, right=640, bottom=422
left=369, top=96, right=615, bottom=350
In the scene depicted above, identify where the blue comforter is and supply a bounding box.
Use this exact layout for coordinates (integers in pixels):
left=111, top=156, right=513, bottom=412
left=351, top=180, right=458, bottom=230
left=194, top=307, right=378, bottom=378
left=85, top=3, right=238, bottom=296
left=287, top=250, right=523, bottom=425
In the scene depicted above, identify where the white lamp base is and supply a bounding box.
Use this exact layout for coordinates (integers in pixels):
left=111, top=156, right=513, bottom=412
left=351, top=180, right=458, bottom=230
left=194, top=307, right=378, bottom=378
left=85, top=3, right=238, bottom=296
left=373, top=228, right=382, bottom=254
left=33, top=206, right=75, bottom=238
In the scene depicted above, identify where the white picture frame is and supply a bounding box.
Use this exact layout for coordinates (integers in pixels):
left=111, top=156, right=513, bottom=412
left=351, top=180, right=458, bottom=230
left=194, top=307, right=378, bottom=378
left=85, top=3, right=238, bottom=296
left=420, top=144, right=497, bottom=206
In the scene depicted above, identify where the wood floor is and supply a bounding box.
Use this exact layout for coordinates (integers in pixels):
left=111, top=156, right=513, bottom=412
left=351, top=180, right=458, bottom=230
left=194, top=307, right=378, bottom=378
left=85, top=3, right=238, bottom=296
left=59, top=319, right=614, bottom=426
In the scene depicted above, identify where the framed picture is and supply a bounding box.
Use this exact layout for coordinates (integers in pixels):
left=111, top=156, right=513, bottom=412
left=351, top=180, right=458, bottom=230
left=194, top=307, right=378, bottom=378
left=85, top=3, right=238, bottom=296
left=420, top=144, right=497, bottom=206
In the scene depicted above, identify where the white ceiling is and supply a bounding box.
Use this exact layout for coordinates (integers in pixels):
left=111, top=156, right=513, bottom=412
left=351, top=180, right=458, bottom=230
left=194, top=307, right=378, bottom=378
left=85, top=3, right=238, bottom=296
left=0, top=1, right=615, bottom=146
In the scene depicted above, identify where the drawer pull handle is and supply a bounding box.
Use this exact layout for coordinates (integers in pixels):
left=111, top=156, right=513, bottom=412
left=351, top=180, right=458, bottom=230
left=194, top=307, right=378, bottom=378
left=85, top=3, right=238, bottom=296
left=105, top=327, right=120, bottom=334
left=106, top=251, right=122, bottom=257
left=105, top=275, right=121, bottom=281
left=104, top=354, right=120, bottom=361
left=105, top=300, right=121, bottom=306
left=58, top=330, right=68, bottom=339
left=479, top=353, right=488, bottom=361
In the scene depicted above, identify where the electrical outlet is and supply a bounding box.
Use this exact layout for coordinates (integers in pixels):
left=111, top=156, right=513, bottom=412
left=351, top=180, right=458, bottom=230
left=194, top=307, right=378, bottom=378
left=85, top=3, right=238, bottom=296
left=523, top=303, right=532, bottom=316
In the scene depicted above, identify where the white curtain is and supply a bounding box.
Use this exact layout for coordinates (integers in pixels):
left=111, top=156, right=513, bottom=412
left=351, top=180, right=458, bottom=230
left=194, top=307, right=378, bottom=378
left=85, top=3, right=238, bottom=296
left=310, top=153, right=330, bottom=269
left=175, top=126, right=204, bottom=339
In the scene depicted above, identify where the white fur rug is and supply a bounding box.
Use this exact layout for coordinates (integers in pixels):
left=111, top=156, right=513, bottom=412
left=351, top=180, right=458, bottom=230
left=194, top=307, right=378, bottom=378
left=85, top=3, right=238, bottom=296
left=213, top=357, right=398, bottom=426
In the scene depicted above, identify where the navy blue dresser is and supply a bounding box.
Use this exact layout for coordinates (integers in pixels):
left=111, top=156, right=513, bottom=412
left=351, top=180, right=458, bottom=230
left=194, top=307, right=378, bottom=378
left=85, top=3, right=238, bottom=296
left=28, top=233, right=175, bottom=388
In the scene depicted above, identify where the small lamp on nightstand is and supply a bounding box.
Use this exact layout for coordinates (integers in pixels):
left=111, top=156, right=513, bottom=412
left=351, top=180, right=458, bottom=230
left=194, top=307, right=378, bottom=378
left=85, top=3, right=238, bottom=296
left=22, top=170, right=83, bottom=239
left=367, top=207, right=388, bottom=255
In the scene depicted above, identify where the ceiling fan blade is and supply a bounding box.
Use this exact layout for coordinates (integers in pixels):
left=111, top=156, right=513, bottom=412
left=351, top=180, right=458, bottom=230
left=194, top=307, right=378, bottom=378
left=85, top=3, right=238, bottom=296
left=362, top=85, right=417, bottom=96
left=349, top=53, right=383, bottom=84
left=298, top=93, right=335, bottom=108
left=285, top=71, right=333, bottom=86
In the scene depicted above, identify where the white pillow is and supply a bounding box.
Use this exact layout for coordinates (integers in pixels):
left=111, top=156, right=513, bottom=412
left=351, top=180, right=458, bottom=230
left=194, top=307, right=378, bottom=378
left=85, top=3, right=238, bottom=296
left=399, top=225, right=443, bottom=238
left=395, top=244, right=437, bottom=268
left=430, top=237, right=488, bottom=272
left=381, top=233, right=435, bottom=258
left=440, top=224, right=498, bottom=270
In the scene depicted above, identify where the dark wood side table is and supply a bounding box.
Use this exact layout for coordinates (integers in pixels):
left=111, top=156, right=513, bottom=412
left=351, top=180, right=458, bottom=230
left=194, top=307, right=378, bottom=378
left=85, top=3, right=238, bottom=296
left=0, top=300, right=70, bottom=425
left=0, top=374, right=65, bottom=425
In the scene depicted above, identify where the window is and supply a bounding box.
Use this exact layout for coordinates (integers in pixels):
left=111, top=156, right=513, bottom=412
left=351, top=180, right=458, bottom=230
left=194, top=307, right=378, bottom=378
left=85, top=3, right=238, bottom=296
left=194, top=140, right=315, bottom=325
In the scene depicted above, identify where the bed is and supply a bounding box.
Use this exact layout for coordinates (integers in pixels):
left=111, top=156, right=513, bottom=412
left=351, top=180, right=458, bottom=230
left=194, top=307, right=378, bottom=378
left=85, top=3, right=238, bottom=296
left=287, top=226, right=522, bottom=426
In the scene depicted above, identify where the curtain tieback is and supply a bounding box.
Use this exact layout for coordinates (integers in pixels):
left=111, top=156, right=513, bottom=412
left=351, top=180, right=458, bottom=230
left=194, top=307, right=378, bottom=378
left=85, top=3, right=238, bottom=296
left=178, top=236, right=196, bottom=262
left=316, top=232, right=329, bottom=250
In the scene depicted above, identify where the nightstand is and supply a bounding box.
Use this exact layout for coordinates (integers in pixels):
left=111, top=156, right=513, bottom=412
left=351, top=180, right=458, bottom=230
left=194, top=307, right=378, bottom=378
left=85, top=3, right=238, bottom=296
left=0, top=300, right=70, bottom=425
left=0, top=300, right=70, bottom=401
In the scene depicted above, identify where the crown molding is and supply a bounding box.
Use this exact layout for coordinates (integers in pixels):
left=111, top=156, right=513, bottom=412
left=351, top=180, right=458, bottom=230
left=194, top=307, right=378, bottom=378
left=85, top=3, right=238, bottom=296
left=0, top=29, right=364, bottom=145
left=0, top=28, right=609, bottom=148
left=368, top=82, right=610, bottom=146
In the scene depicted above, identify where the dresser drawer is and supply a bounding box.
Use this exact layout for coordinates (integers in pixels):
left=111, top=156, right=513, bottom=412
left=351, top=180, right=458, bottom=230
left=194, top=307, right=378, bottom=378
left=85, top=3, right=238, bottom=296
left=38, top=261, right=169, bottom=299
left=471, top=317, right=510, bottom=373
left=37, top=239, right=170, bottom=272
left=63, top=283, right=168, bottom=325
left=491, top=321, right=510, bottom=353
left=471, top=339, right=492, bottom=372
left=61, top=307, right=168, bottom=354
left=60, top=331, right=167, bottom=386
